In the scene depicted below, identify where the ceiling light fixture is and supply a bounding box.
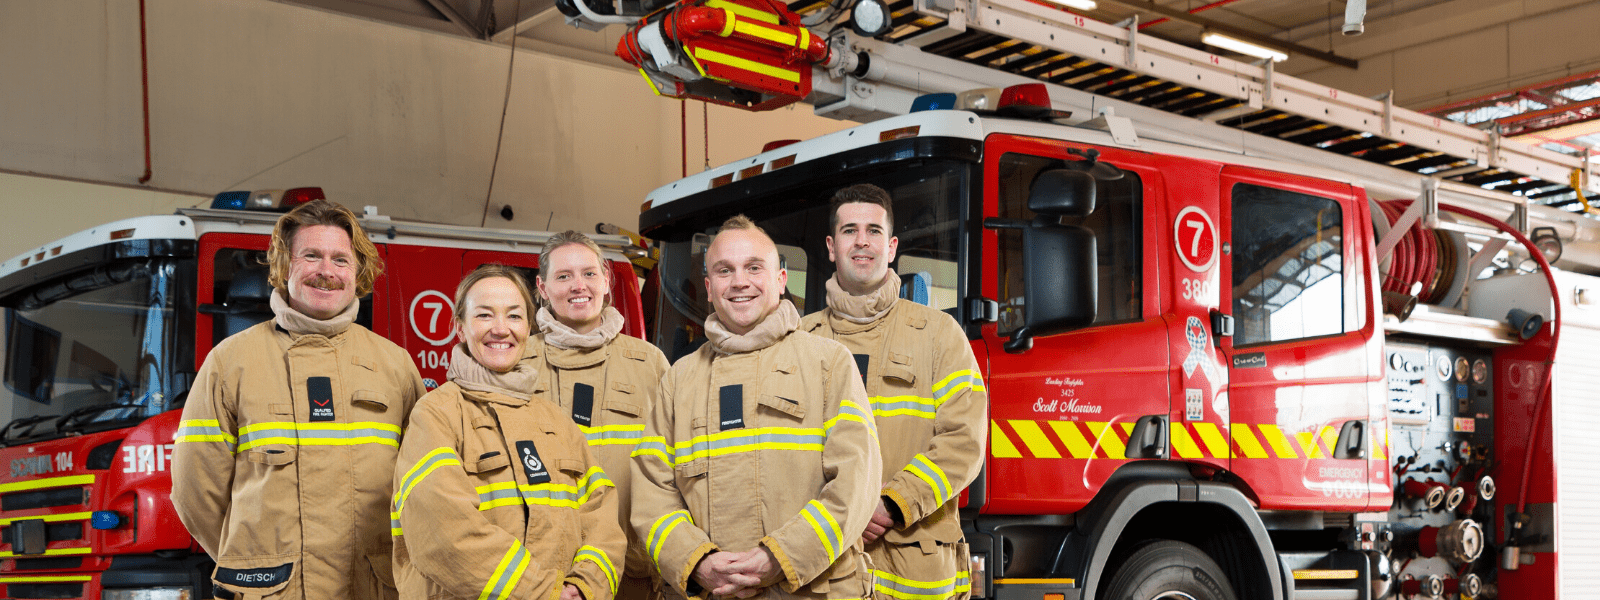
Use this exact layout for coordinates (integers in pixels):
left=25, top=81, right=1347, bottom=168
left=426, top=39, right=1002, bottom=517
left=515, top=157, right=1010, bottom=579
left=1044, top=0, right=1097, bottom=11
left=1201, top=31, right=1288, bottom=63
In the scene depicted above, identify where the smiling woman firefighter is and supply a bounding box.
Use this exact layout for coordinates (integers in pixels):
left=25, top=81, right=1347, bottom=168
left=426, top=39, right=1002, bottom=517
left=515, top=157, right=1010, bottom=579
left=530, top=231, right=672, bottom=600
left=391, top=264, right=626, bottom=600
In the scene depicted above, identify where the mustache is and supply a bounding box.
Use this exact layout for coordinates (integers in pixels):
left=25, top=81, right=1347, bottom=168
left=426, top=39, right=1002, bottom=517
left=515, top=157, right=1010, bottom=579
left=303, top=275, right=346, bottom=290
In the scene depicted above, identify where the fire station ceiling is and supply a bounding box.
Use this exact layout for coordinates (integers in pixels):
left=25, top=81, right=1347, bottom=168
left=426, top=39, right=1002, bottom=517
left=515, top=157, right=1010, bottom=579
left=277, top=0, right=1600, bottom=163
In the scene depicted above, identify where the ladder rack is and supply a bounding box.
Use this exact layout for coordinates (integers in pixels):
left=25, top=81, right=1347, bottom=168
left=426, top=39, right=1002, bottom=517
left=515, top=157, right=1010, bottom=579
left=798, top=0, right=1599, bottom=215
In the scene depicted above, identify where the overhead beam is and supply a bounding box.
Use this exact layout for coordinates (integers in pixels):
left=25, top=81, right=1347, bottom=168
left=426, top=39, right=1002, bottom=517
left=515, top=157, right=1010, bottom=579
left=422, top=0, right=481, bottom=37
left=492, top=2, right=564, bottom=43
left=1097, top=0, right=1358, bottom=69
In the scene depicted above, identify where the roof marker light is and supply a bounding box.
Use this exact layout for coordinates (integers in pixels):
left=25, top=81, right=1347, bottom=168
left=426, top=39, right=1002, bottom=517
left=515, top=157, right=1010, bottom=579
left=957, top=88, right=1002, bottom=111
left=996, top=83, right=1070, bottom=120
left=910, top=93, right=957, bottom=112
left=281, top=187, right=327, bottom=208
left=210, top=191, right=253, bottom=210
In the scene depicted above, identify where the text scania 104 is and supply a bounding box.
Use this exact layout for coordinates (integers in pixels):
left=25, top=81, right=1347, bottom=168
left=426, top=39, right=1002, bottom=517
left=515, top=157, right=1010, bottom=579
left=0, top=192, right=647, bottom=600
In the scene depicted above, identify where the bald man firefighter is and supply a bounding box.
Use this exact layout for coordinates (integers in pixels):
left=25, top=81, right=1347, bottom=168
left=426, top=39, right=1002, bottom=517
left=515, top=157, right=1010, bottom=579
left=799, top=184, right=988, bottom=600
left=630, top=215, right=882, bottom=600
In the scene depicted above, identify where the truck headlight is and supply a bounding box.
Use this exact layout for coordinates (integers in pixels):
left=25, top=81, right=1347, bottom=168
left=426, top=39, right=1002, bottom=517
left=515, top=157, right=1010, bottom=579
left=103, top=588, right=192, bottom=600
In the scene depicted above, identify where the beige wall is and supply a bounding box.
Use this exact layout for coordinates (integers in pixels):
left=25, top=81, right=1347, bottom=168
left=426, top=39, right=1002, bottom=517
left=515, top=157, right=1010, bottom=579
left=1281, top=0, right=1600, bottom=109
left=0, top=0, right=850, bottom=261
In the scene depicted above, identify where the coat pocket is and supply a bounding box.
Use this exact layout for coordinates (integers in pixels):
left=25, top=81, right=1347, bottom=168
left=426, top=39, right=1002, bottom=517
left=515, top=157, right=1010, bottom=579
left=351, top=389, right=390, bottom=412
left=213, top=552, right=301, bottom=598
left=757, top=394, right=806, bottom=420
left=244, top=444, right=297, bottom=466
left=883, top=353, right=916, bottom=386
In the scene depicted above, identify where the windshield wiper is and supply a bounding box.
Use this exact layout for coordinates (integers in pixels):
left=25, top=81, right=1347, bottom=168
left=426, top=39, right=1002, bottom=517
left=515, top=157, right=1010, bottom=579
left=0, top=416, right=60, bottom=447
left=56, top=403, right=144, bottom=435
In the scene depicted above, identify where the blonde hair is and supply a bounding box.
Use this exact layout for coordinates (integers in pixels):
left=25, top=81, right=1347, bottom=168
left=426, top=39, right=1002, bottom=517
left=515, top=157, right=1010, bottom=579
left=266, top=200, right=384, bottom=297
left=537, top=230, right=612, bottom=310
left=453, top=264, right=536, bottom=324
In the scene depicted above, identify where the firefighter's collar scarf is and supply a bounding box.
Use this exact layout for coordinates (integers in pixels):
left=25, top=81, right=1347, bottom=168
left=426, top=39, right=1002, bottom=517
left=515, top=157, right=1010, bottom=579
left=536, top=306, right=625, bottom=350
left=269, top=288, right=357, bottom=337
left=826, top=270, right=901, bottom=325
left=705, top=299, right=800, bottom=355
left=447, top=343, right=536, bottom=402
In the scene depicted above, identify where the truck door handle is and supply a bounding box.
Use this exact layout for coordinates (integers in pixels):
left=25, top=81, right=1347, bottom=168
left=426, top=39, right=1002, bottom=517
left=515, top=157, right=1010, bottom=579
left=1124, top=415, right=1169, bottom=459
left=1333, top=420, right=1366, bottom=459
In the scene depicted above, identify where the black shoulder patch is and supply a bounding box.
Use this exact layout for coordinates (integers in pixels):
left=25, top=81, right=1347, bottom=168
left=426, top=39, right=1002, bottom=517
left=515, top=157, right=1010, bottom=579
left=216, top=563, right=293, bottom=588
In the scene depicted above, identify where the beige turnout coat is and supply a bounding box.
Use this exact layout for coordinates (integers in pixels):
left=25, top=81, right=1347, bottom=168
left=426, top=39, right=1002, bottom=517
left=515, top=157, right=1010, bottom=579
left=801, top=298, right=988, bottom=600
left=391, top=380, right=628, bottom=600
left=631, top=308, right=882, bottom=600
left=172, top=321, right=426, bottom=599
left=530, top=332, right=671, bottom=589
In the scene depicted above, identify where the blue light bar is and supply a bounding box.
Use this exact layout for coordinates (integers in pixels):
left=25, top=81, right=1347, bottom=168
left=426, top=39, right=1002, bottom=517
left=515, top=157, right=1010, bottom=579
left=211, top=191, right=252, bottom=210
left=910, top=93, right=958, bottom=112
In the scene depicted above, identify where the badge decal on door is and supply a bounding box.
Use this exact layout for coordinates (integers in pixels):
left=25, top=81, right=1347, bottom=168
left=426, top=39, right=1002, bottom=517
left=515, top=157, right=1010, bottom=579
left=1173, top=206, right=1217, bottom=273
left=1185, top=389, right=1203, bottom=421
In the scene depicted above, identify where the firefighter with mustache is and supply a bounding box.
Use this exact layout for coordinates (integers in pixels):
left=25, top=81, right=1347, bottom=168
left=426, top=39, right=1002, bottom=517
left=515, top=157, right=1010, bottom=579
left=800, top=184, right=987, bottom=600
left=173, top=199, right=427, bottom=599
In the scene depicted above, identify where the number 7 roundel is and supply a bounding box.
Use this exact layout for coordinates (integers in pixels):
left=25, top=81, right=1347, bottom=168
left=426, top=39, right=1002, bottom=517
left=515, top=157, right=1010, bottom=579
left=1174, top=206, right=1217, bottom=273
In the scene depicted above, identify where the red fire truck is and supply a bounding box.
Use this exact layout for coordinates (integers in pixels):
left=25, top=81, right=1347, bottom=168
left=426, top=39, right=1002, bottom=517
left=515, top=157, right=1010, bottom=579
left=582, top=0, right=1600, bottom=595
left=637, top=91, right=1599, bottom=600
left=0, top=193, right=648, bottom=600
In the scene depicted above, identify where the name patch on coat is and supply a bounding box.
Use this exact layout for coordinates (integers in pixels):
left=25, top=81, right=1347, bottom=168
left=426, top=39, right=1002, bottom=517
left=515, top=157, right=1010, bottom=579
left=571, top=383, right=595, bottom=427
left=853, top=354, right=870, bottom=384
left=306, top=376, right=334, bottom=422
left=719, top=385, right=744, bottom=430
left=516, top=441, right=551, bottom=484
left=216, top=563, right=293, bottom=587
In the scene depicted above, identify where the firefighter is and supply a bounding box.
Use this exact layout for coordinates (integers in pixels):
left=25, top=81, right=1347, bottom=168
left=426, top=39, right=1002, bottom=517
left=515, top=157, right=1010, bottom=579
left=391, top=264, right=628, bottom=600
left=799, top=184, right=987, bottom=600
left=530, top=231, right=672, bottom=600
left=631, top=215, right=882, bottom=600
left=172, top=199, right=427, bottom=599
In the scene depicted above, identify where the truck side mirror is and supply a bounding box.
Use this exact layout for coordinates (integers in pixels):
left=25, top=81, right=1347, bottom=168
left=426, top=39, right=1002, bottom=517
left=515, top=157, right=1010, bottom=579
left=1029, top=169, right=1096, bottom=216
left=982, top=221, right=1097, bottom=354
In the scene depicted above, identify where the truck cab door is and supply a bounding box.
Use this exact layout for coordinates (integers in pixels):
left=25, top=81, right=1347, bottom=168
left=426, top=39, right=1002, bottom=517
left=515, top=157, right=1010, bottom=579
left=980, top=136, right=1167, bottom=514
left=1218, top=167, right=1381, bottom=510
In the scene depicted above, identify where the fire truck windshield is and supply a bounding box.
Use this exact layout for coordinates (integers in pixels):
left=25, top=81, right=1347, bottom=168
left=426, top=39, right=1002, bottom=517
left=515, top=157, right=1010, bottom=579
left=1, top=260, right=186, bottom=445
left=652, top=161, right=972, bottom=361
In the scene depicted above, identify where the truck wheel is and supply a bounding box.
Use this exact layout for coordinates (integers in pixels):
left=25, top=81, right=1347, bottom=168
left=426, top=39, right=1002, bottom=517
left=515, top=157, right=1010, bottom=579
left=1100, top=540, right=1238, bottom=600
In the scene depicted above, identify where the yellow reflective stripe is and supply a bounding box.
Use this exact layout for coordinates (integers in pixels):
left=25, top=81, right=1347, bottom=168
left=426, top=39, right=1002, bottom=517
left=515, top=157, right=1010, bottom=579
left=1232, top=424, right=1269, bottom=459
left=394, top=448, right=462, bottom=515
left=906, top=454, right=953, bottom=504
left=638, top=68, right=667, bottom=96
left=236, top=421, right=403, bottom=451
left=0, top=511, right=92, bottom=527
left=1295, top=431, right=1326, bottom=459
left=691, top=47, right=799, bottom=83
left=576, top=545, right=621, bottom=593
left=1008, top=420, right=1059, bottom=459
left=0, top=550, right=91, bottom=560
left=673, top=427, right=825, bottom=464
left=632, top=435, right=673, bottom=464
left=1169, top=422, right=1203, bottom=459
left=1193, top=422, right=1229, bottom=457
left=1045, top=421, right=1094, bottom=459
left=720, top=11, right=738, bottom=37
left=933, top=370, right=985, bottom=403
left=0, top=575, right=93, bottom=583
left=870, top=395, right=938, bottom=419
left=176, top=419, right=237, bottom=447
left=800, top=500, right=842, bottom=560
left=734, top=19, right=797, bottom=46
left=0, top=474, right=94, bottom=494
left=1086, top=421, right=1126, bottom=457
left=577, top=466, right=615, bottom=505
left=481, top=542, right=531, bottom=600
left=648, top=510, right=693, bottom=565
left=706, top=0, right=779, bottom=23
left=799, top=26, right=809, bottom=49
left=476, top=481, right=524, bottom=511
left=874, top=570, right=972, bottom=600
left=990, top=421, right=1022, bottom=458
left=1257, top=424, right=1299, bottom=458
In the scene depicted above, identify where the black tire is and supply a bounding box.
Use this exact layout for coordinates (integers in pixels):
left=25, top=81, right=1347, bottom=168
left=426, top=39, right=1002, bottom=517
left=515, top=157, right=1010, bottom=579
left=1100, top=540, right=1239, bottom=600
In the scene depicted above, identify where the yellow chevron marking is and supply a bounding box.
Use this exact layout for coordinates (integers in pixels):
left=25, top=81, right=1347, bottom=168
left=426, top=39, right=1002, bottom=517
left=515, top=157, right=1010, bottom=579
left=1193, top=422, right=1230, bottom=458
left=1318, top=426, right=1340, bottom=458
left=1169, top=423, right=1203, bottom=458
left=1258, top=424, right=1299, bottom=459
left=1295, top=432, right=1325, bottom=459
left=706, top=0, right=779, bottom=23
left=1088, top=422, right=1127, bottom=458
left=1046, top=421, right=1094, bottom=459
left=990, top=421, right=1023, bottom=458
left=692, top=48, right=800, bottom=83
left=734, top=20, right=796, bottom=46
left=1371, top=426, right=1389, bottom=461
left=1009, top=420, right=1060, bottom=459
left=1231, top=424, right=1269, bottom=459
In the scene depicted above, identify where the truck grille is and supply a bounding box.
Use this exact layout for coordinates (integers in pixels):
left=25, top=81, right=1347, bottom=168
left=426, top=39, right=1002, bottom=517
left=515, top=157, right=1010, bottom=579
left=6, top=582, right=83, bottom=599
left=1, top=487, right=86, bottom=511
left=11, top=556, right=84, bottom=570
left=2, top=522, right=84, bottom=546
